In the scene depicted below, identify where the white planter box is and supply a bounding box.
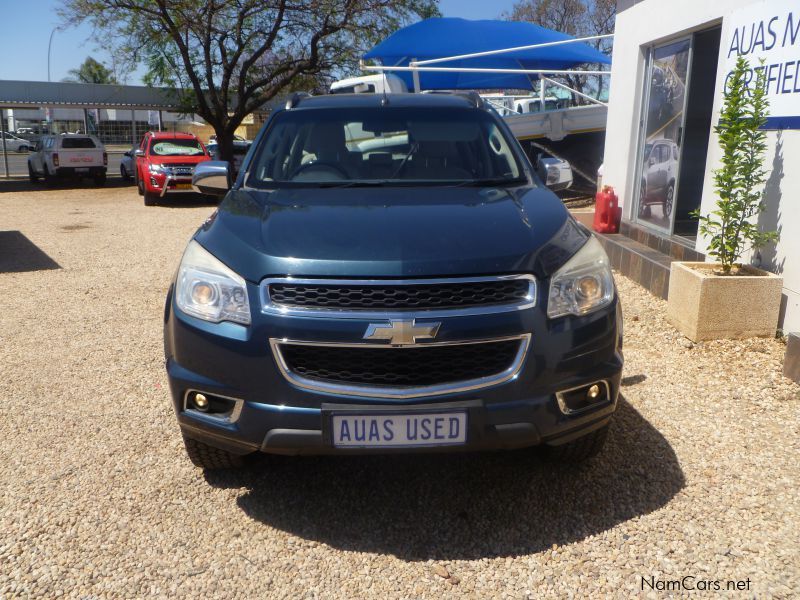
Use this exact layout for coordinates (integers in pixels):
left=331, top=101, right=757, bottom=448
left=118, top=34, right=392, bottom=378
left=667, top=262, right=783, bottom=341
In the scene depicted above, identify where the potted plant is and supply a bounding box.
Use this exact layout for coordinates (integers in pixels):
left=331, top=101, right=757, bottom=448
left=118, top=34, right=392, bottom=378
left=667, top=56, right=783, bottom=341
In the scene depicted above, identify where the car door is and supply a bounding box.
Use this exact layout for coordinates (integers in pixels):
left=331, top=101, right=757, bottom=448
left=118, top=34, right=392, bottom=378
left=134, top=136, right=148, bottom=184
left=31, top=137, right=47, bottom=172
left=645, top=145, right=660, bottom=199
left=653, top=144, right=669, bottom=195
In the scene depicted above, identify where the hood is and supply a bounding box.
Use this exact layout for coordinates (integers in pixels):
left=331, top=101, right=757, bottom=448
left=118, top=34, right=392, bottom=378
left=195, top=185, right=589, bottom=282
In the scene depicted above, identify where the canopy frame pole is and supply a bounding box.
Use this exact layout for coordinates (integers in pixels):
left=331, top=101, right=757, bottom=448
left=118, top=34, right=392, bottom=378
left=540, top=77, right=546, bottom=109
left=411, top=57, right=420, bottom=93
left=541, top=76, right=608, bottom=107
left=410, top=33, right=613, bottom=67
left=362, top=65, right=609, bottom=76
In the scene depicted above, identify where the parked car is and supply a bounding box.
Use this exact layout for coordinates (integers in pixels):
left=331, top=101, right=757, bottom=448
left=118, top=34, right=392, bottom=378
left=165, top=93, right=623, bottom=469
left=206, top=139, right=252, bottom=178
left=27, top=134, right=107, bottom=185
left=134, top=132, right=211, bottom=206
left=120, top=147, right=135, bottom=180
left=639, top=139, right=678, bottom=218
left=208, top=134, right=249, bottom=144
left=329, top=73, right=408, bottom=94
left=1, top=132, right=34, bottom=152
left=514, top=96, right=568, bottom=113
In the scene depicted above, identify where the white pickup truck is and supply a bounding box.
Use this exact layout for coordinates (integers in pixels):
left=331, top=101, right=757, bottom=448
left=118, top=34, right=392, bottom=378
left=28, top=134, right=107, bottom=186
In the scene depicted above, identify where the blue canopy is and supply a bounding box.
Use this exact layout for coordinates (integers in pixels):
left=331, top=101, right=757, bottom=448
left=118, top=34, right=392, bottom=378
left=363, top=18, right=610, bottom=91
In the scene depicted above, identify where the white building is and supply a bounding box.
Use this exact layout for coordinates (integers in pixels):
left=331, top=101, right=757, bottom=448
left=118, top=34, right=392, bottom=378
left=602, top=0, right=800, bottom=334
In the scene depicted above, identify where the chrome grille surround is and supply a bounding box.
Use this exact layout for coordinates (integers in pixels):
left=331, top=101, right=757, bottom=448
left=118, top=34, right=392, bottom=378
left=261, top=275, right=536, bottom=319
left=269, top=334, right=531, bottom=399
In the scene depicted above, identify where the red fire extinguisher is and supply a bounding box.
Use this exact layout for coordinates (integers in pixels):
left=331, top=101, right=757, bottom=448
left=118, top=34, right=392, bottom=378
left=593, top=185, right=621, bottom=234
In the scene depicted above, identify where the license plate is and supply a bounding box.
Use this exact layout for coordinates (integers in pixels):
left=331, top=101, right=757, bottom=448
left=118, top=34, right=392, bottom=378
left=75, top=168, right=89, bottom=172
left=176, top=183, right=193, bottom=190
left=331, top=412, right=467, bottom=448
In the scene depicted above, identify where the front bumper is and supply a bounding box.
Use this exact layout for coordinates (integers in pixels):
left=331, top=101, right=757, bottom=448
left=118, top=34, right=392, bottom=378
left=146, top=172, right=196, bottom=197
left=164, top=281, right=624, bottom=456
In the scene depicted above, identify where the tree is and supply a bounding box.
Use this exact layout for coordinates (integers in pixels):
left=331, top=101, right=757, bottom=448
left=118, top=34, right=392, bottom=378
left=695, top=56, right=778, bottom=274
left=60, top=0, right=439, bottom=161
left=504, top=0, right=614, bottom=104
left=63, top=56, right=118, bottom=84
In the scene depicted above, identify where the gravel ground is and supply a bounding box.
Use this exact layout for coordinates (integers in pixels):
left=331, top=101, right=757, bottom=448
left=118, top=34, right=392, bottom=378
left=0, top=182, right=798, bottom=598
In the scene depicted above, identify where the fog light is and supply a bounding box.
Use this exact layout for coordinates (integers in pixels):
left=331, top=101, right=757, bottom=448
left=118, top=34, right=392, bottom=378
left=192, top=392, right=209, bottom=411
left=587, top=384, right=601, bottom=400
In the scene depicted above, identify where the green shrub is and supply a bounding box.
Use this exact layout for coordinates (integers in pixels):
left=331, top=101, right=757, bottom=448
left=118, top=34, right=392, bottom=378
left=694, top=56, right=778, bottom=274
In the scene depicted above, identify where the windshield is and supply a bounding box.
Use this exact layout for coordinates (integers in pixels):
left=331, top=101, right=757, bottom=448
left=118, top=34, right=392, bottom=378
left=61, top=137, right=96, bottom=149
left=246, top=107, right=525, bottom=187
left=149, top=138, right=205, bottom=156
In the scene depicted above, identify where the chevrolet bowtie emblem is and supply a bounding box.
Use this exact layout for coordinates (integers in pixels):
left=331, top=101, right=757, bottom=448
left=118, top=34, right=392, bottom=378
left=363, top=319, right=441, bottom=346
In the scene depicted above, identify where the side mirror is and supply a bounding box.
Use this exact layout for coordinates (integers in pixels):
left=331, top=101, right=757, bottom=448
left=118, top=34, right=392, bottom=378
left=536, top=156, right=573, bottom=192
left=648, top=156, right=656, bottom=167
left=193, top=161, right=231, bottom=196
left=134, top=148, right=145, bottom=157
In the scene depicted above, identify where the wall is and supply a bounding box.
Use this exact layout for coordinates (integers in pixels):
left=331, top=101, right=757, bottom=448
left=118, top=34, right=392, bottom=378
left=604, top=0, right=800, bottom=333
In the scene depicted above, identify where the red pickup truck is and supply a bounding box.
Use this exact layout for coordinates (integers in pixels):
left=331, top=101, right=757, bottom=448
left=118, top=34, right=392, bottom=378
left=135, top=132, right=211, bottom=206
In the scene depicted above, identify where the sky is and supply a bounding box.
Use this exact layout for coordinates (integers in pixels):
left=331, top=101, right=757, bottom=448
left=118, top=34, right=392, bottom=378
left=0, top=0, right=517, bottom=85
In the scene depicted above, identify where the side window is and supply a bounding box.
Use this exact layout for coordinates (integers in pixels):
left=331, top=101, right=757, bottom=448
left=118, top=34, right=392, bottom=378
left=673, top=145, right=679, bottom=160
left=658, top=145, right=668, bottom=163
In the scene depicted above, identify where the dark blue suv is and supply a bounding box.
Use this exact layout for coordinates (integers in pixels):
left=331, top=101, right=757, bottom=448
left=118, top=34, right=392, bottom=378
left=164, top=93, right=623, bottom=469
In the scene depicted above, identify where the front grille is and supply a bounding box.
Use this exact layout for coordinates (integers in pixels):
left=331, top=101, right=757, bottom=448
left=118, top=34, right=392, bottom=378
left=267, top=279, right=532, bottom=312
left=277, top=339, right=521, bottom=387
left=167, top=166, right=194, bottom=177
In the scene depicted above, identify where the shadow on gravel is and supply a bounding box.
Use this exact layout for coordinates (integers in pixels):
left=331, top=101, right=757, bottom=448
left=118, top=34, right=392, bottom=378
left=0, top=177, right=132, bottom=193
left=152, top=194, right=219, bottom=209
left=205, top=397, right=684, bottom=560
left=0, top=231, right=61, bottom=272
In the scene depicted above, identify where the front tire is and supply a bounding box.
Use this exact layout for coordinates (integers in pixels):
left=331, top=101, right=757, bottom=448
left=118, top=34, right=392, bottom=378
left=182, top=435, right=244, bottom=469
left=120, top=164, right=129, bottom=180
left=144, top=191, right=159, bottom=206
left=663, top=183, right=674, bottom=218
left=19, top=145, right=29, bottom=153
left=543, top=424, right=609, bottom=462
left=28, top=162, right=39, bottom=182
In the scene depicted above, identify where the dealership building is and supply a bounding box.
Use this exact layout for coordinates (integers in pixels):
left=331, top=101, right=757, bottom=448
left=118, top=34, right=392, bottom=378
left=601, top=0, right=800, bottom=337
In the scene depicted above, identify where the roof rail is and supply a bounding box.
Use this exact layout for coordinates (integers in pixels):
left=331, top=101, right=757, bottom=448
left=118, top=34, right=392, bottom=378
left=421, top=90, right=484, bottom=108
left=285, top=92, right=311, bottom=110
left=453, top=90, right=484, bottom=108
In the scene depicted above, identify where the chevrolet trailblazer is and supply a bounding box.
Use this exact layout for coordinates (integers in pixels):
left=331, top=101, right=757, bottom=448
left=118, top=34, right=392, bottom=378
left=163, top=92, right=623, bottom=469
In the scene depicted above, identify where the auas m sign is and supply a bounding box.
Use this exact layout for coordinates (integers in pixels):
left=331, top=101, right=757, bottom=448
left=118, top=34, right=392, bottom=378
left=725, top=0, right=800, bottom=129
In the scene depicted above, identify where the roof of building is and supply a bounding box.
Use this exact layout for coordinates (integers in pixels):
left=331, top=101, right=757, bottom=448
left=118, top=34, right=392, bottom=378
left=0, top=80, right=182, bottom=110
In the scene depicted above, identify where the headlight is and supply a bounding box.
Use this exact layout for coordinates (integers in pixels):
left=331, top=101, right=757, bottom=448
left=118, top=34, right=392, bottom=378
left=548, top=236, right=614, bottom=319
left=149, top=163, right=167, bottom=174
left=175, top=240, right=251, bottom=325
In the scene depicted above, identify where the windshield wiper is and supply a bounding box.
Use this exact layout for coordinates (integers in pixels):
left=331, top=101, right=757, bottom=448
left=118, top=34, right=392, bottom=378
left=317, top=180, right=390, bottom=188
left=388, top=142, right=419, bottom=179
left=451, top=177, right=527, bottom=187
